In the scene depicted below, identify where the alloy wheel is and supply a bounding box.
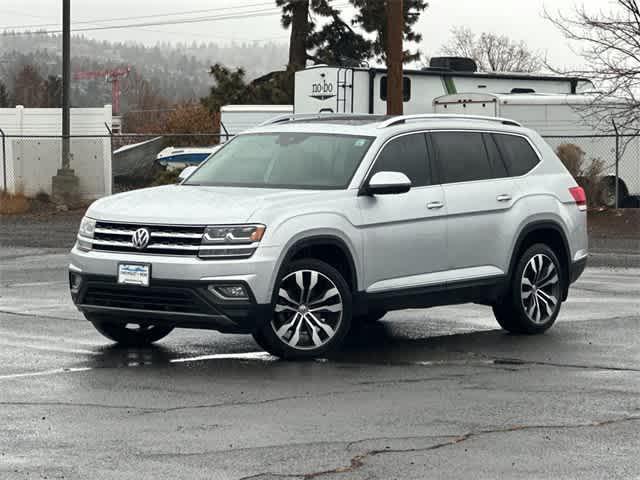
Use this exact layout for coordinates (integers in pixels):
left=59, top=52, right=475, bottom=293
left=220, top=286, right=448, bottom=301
left=520, top=253, right=561, bottom=324
left=271, top=269, right=343, bottom=350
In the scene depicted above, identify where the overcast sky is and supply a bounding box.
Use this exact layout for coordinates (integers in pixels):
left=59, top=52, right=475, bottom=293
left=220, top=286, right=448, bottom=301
left=0, top=0, right=613, bottom=69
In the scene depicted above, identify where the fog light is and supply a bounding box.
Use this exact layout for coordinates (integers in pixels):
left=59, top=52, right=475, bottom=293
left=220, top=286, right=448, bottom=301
left=208, top=284, right=249, bottom=300
left=69, top=273, right=82, bottom=293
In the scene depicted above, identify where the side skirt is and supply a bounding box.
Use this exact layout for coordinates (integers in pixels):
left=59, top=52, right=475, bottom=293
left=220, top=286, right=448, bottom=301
left=354, top=276, right=508, bottom=315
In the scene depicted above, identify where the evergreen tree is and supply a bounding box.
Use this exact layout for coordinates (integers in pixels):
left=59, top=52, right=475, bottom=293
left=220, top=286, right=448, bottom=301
left=350, top=0, right=428, bottom=63
left=0, top=81, right=10, bottom=107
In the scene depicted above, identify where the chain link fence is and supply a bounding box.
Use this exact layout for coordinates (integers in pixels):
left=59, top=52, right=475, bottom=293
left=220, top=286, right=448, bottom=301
left=1, top=129, right=638, bottom=207
left=542, top=134, right=640, bottom=208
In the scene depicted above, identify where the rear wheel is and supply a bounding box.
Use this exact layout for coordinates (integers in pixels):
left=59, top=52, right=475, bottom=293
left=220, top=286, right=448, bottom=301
left=87, top=314, right=173, bottom=346
left=253, top=259, right=352, bottom=359
left=493, top=244, right=565, bottom=334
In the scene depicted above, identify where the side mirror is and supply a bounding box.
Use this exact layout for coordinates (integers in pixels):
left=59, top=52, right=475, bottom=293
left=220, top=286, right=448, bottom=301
left=178, top=166, right=198, bottom=182
left=364, top=171, right=412, bottom=195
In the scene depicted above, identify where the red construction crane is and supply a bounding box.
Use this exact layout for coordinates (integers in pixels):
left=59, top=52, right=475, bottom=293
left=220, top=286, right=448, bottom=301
left=73, top=66, right=131, bottom=115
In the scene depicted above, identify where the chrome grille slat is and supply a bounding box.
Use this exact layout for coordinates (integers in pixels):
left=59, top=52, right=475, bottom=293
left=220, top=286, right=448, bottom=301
left=91, top=222, right=205, bottom=256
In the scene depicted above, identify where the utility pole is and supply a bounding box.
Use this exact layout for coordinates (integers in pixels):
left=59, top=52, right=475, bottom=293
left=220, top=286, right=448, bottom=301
left=386, top=0, right=403, bottom=115
left=52, top=0, right=79, bottom=204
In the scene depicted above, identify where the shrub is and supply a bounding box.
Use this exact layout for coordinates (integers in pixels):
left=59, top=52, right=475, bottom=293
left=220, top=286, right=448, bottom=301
left=0, top=190, right=30, bottom=215
left=555, top=143, right=605, bottom=208
left=150, top=168, right=181, bottom=186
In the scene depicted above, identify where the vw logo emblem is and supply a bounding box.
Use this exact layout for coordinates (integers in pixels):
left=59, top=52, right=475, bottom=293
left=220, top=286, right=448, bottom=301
left=131, top=228, right=150, bottom=250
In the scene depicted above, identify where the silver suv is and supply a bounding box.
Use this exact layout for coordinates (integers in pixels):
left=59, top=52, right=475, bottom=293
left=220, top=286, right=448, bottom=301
left=69, top=114, right=588, bottom=359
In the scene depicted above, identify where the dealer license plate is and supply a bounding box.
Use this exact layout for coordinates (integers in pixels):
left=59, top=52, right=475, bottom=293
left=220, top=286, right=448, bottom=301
left=118, top=264, right=150, bottom=287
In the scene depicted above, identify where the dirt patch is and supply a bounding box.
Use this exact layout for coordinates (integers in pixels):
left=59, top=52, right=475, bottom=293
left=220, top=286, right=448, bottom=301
left=588, top=209, right=640, bottom=239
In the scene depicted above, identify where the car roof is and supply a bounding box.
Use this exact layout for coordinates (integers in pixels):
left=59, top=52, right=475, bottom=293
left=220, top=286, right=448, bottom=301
left=245, top=114, right=529, bottom=138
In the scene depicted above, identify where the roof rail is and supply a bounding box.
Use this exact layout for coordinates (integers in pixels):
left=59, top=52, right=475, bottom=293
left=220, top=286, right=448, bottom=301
left=377, top=114, right=522, bottom=129
left=258, top=113, right=387, bottom=127
left=258, top=113, right=317, bottom=126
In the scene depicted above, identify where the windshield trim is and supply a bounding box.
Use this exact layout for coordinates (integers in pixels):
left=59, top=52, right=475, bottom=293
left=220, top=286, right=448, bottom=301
left=183, top=132, right=375, bottom=190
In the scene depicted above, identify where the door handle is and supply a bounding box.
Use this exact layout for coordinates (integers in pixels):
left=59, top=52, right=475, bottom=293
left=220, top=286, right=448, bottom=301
left=496, top=194, right=512, bottom=202
left=427, top=201, right=444, bottom=209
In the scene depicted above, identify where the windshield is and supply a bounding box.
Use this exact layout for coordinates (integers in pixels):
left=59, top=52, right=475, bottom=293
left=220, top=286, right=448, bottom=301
left=184, top=132, right=374, bottom=189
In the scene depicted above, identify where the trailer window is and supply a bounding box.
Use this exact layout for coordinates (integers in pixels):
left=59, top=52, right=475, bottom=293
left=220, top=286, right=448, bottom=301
left=380, top=76, right=411, bottom=102
left=492, top=134, right=540, bottom=176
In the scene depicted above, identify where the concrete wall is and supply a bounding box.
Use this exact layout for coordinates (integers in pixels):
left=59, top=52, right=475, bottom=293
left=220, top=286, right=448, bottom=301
left=0, top=105, right=112, bottom=198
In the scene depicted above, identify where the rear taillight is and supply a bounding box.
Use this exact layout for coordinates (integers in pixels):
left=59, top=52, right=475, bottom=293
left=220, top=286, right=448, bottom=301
left=569, top=186, right=587, bottom=211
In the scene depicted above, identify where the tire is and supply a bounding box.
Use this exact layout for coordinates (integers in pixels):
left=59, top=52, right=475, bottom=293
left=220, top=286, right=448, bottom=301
left=87, top=314, right=173, bottom=346
left=493, top=244, right=565, bottom=334
left=254, top=259, right=352, bottom=360
left=599, top=176, right=629, bottom=208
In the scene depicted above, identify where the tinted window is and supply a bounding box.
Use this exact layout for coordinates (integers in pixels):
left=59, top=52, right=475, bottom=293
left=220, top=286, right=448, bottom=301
left=493, top=134, right=540, bottom=176
left=482, top=134, right=508, bottom=178
left=185, top=133, right=373, bottom=189
left=380, top=76, right=411, bottom=102
left=371, top=133, right=429, bottom=187
left=431, top=132, right=493, bottom=183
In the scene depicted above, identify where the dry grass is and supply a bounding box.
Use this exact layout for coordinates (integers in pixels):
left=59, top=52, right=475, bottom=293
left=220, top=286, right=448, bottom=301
left=0, top=190, right=31, bottom=215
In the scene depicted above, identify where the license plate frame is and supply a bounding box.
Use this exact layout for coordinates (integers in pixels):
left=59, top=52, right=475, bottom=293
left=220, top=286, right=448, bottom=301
left=117, top=263, right=151, bottom=287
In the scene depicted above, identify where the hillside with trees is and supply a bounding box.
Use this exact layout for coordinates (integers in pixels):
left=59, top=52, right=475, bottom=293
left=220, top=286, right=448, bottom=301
left=0, top=32, right=288, bottom=109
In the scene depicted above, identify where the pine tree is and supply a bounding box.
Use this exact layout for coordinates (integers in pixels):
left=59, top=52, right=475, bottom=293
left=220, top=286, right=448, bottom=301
left=0, top=81, right=10, bottom=107
left=350, top=0, right=428, bottom=63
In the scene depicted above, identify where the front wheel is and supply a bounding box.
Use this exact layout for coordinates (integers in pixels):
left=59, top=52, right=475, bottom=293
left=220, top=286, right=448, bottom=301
left=253, top=259, right=352, bottom=359
left=493, top=244, right=565, bottom=334
left=87, top=314, right=173, bottom=346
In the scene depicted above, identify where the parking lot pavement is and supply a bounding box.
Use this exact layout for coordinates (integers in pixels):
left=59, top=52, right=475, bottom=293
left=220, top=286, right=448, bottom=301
left=0, top=248, right=639, bottom=479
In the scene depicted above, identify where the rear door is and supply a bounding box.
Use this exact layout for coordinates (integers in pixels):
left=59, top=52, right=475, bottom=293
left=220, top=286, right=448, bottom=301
left=357, top=133, right=448, bottom=293
left=429, top=130, right=518, bottom=280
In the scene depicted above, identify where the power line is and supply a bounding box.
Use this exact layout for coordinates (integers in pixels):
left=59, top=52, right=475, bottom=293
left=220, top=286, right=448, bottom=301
left=2, top=8, right=284, bottom=35
left=0, top=1, right=276, bottom=30
left=1, top=3, right=350, bottom=36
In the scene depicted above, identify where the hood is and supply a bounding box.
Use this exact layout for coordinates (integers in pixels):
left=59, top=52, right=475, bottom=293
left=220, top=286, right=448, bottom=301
left=87, top=185, right=322, bottom=225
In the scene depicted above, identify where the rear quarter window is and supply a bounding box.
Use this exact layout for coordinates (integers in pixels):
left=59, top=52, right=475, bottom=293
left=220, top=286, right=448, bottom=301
left=492, top=134, right=540, bottom=176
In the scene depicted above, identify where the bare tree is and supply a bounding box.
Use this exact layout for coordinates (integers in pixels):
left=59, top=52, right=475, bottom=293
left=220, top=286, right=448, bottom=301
left=545, top=1, right=640, bottom=134
left=441, top=27, right=545, bottom=73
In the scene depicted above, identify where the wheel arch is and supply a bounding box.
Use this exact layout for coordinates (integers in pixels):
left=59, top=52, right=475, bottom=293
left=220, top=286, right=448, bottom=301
left=272, top=234, right=360, bottom=296
left=507, top=220, right=572, bottom=300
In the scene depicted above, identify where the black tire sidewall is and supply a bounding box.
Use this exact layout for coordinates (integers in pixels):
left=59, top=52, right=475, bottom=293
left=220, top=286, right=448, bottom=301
left=258, top=258, right=352, bottom=359
left=508, top=243, right=564, bottom=334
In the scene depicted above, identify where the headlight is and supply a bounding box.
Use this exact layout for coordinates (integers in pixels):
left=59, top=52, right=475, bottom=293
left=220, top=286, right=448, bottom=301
left=77, top=216, right=96, bottom=251
left=202, top=225, right=265, bottom=245
left=199, top=224, right=265, bottom=259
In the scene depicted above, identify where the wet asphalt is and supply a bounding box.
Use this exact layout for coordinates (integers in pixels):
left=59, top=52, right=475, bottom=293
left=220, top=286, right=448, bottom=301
left=0, top=246, right=639, bottom=479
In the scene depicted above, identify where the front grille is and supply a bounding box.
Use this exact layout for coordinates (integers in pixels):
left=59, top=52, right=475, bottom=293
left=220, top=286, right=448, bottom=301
left=92, top=221, right=204, bottom=256
left=83, top=282, right=213, bottom=314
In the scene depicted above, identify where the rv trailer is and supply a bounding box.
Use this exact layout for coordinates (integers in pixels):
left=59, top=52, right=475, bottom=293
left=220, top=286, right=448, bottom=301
left=220, top=104, right=293, bottom=138
left=294, top=58, right=593, bottom=115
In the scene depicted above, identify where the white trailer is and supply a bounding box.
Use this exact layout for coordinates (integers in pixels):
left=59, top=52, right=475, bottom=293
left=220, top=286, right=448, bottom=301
left=294, top=62, right=593, bottom=115
left=220, top=104, right=293, bottom=138
left=433, top=92, right=640, bottom=203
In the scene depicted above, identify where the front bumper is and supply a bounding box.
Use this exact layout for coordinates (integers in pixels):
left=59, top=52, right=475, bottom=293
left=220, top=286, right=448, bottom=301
left=70, top=273, right=271, bottom=334
left=69, top=244, right=280, bottom=304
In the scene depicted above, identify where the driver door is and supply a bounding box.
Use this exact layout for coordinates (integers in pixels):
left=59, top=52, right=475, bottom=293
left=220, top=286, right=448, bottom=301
left=355, top=132, right=448, bottom=293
